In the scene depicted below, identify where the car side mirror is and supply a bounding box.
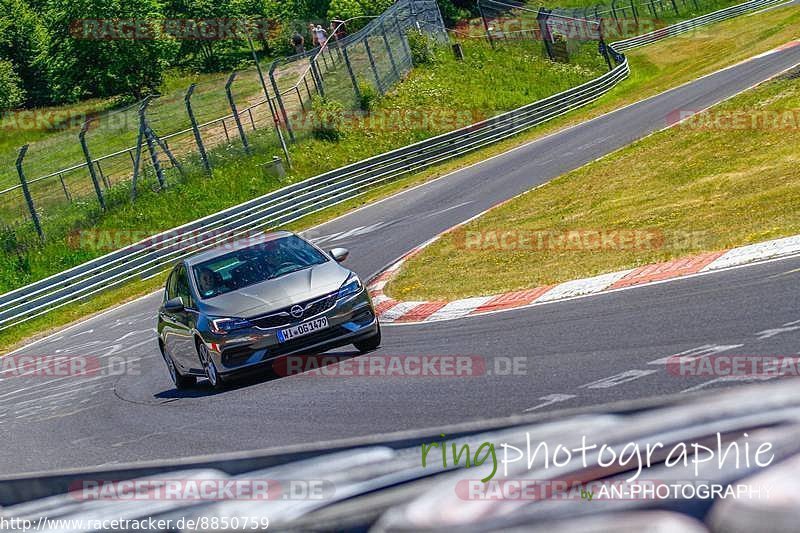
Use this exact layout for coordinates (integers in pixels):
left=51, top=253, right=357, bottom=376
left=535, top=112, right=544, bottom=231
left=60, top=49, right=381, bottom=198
left=164, top=297, right=184, bottom=313
left=330, top=247, right=349, bottom=262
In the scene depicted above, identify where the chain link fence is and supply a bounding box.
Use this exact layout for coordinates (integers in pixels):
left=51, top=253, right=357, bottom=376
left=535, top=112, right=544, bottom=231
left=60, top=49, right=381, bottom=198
left=477, top=0, right=739, bottom=63
left=1, top=0, right=446, bottom=239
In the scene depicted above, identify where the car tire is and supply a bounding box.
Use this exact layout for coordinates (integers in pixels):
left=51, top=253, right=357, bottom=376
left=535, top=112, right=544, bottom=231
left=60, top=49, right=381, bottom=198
left=353, top=323, right=381, bottom=353
left=161, top=344, right=196, bottom=389
left=197, top=341, right=226, bottom=391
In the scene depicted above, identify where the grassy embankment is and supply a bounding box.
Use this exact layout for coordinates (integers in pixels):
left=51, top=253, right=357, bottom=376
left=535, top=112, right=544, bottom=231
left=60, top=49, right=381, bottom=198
left=388, top=47, right=800, bottom=299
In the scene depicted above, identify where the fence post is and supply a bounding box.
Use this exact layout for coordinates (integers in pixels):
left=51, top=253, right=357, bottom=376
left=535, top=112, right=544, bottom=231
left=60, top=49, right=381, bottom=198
left=342, top=45, right=362, bottom=106
left=225, top=71, right=251, bottom=154
left=139, top=98, right=166, bottom=190
left=537, top=8, right=555, bottom=60
left=15, top=145, right=44, bottom=240
left=395, top=12, right=413, bottom=62
left=477, top=1, right=495, bottom=48
left=380, top=21, right=401, bottom=80
left=184, top=84, right=211, bottom=173
left=78, top=119, right=107, bottom=210
left=363, top=37, right=384, bottom=95
left=630, top=0, right=639, bottom=24
left=268, top=61, right=295, bottom=142
left=669, top=0, right=680, bottom=15
left=309, top=53, right=326, bottom=97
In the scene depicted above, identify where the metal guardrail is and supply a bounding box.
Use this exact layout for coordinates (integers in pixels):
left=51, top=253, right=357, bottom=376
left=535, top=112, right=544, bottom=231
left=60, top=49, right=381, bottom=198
left=0, top=0, right=787, bottom=332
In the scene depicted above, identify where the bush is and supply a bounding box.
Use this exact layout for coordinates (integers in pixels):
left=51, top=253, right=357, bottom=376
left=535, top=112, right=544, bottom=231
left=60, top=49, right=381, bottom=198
left=437, top=0, right=478, bottom=26
left=310, top=96, right=345, bottom=141
left=327, top=0, right=394, bottom=31
left=358, top=79, right=378, bottom=111
left=0, top=60, right=25, bottom=110
left=406, top=30, right=435, bottom=66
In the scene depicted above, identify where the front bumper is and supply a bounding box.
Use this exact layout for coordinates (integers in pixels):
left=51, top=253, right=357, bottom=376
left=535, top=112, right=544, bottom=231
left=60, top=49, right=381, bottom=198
left=202, top=288, right=378, bottom=374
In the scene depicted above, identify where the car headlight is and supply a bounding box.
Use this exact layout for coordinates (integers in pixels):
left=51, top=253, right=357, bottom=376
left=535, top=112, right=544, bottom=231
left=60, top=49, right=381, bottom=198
left=209, top=317, right=252, bottom=335
left=338, top=273, right=362, bottom=299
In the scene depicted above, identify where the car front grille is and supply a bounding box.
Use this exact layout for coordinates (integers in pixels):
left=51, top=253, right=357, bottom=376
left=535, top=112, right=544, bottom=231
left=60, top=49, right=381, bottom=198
left=250, top=291, right=338, bottom=329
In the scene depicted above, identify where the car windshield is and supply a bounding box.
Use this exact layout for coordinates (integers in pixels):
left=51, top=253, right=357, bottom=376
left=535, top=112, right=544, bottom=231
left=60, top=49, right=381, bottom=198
left=192, top=235, right=329, bottom=299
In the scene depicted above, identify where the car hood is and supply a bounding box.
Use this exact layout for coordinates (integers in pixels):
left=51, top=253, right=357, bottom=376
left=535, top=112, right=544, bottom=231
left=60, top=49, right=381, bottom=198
left=197, top=261, right=351, bottom=318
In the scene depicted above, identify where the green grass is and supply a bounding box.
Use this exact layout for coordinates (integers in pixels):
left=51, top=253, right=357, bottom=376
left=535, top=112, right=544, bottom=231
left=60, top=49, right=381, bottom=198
left=387, top=62, right=800, bottom=300
left=1, top=2, right=798, bottom=352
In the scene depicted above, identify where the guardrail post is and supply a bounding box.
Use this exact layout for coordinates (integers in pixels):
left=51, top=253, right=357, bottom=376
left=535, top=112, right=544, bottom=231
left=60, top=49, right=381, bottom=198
left=225, top=71, right=251, bottom=154
left=342, top=46, right=362, bottom=106
left=363, top=38, right=384, bottom=95
left=268, top=61, right=295, bottom=143
left=15, top=145, right=44, bottom=240
left=380, top=21, right=401, bottom=81
left=184, top=84, right=211, bottom=174
left=78, top=119, right=107, bottom=209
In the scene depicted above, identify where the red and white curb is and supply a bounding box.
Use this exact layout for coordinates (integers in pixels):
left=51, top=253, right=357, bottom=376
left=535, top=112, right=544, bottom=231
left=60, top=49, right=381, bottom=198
left=368, top=233, right=800, bottom=325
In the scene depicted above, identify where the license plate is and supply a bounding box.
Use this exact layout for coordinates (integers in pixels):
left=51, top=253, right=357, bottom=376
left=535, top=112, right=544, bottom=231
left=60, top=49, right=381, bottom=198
left=277, top=317, right=329, bottom=342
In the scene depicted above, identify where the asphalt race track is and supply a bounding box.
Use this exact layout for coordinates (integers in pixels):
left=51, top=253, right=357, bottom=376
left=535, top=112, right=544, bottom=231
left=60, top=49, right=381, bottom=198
left=2, top=44, right=800, bottom=476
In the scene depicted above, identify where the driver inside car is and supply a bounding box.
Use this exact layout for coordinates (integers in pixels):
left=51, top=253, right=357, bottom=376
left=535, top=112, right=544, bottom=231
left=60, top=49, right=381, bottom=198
left=196, top=267, right=218, bottom=298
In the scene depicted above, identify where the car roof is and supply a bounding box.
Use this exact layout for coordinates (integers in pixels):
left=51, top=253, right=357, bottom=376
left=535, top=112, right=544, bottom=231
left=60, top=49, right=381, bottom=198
left=184, top=231, right=296, bottom=266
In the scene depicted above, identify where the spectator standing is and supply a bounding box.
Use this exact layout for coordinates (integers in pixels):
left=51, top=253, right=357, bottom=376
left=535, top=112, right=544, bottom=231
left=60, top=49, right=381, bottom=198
left=308, top=23, right=318, bottom=47
left=291, top=31, right=305, bottom=54
left=315, top=24, right=329, bottom=47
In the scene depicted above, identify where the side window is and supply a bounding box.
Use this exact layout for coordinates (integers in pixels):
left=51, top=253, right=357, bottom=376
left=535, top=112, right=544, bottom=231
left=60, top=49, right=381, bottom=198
left=165, top=270, right=177, bottom=302
left=175, top=266, right=194, bottom=309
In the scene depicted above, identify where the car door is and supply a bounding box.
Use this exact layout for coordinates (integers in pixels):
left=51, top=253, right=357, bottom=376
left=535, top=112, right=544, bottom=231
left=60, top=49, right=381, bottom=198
left=171, top=265, right=202, bottom=372
left=160, top=265, right=197, bottom=372
left=160, top=268, right=181, bottom=361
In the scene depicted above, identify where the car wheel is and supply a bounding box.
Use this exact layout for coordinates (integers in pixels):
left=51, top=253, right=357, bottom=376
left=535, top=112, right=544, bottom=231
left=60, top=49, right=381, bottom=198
left=198, top=342, right=226, bottom=390
left=353, top=323, right=381, bottom=353
left=161, top=345, right=196, bottom=389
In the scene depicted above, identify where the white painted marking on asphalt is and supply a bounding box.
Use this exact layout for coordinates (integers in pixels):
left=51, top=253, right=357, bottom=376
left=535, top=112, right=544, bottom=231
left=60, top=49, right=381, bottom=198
left=523, top=394, right=577, bottom=412
left=424, top=201, right=474, bottom=218
left=648, top=344, right=743, bottom=365
left=756, top=319, right=800, bottom=339
left=579, top=369, right=657, bottom=389
left=680, top=374, right=777, bottom=393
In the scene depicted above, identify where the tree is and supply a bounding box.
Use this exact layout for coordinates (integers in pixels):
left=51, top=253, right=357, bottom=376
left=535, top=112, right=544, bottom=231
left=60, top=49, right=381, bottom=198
left=41, top=0, right=178, bottom=103
left=0, top=0, right=49, bottom=106
left=0, top=60, right=25, bottom=110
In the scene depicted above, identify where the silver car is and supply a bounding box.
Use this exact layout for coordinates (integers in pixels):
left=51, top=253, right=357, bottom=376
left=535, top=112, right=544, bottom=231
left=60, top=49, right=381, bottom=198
left=157, top=231, right=381, bottom=390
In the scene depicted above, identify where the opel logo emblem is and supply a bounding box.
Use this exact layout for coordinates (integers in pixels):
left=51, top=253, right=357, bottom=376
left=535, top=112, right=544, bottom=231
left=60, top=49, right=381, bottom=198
left=290, top=305, right=304, bottom=318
